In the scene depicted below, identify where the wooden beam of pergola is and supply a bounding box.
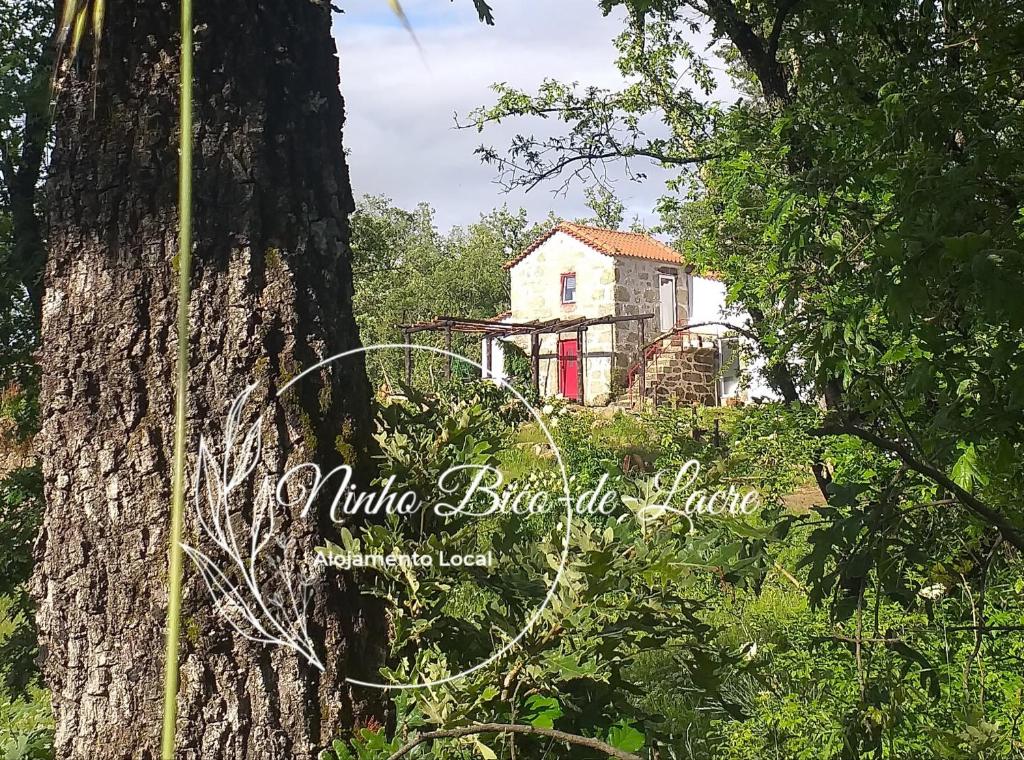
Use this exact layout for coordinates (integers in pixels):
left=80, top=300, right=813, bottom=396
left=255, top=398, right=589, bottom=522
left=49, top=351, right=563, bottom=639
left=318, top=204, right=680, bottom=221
left=397, top=312, right=657, bottom=404
left=401, top=316, right=541, bottom=337
left=579, top=313, right=655, bottom=327
left=536, top=312, right=657, bottom=334
left=398, top=312, right=655, bottom=339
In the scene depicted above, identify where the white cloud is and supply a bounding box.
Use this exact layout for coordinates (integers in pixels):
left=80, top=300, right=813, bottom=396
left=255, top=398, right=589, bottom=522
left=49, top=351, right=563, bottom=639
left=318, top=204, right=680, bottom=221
left=332, top=0, right=676, bottom=230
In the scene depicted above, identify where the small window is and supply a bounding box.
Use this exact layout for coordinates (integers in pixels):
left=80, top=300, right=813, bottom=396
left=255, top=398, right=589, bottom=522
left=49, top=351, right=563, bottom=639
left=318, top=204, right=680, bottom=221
left=561, top=273, right=577, bottom=303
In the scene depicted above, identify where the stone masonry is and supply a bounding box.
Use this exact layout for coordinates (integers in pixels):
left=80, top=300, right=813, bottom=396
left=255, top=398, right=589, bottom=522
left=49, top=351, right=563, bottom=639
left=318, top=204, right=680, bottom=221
left=612, top=256, right=688, bottom=387
left=636, top=337, right=719, bottom=406
left=507, top=231, right=617, bottom=403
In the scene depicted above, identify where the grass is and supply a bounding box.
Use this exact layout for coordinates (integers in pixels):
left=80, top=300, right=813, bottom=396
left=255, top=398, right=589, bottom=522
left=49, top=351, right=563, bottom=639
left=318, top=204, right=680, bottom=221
left=589, top=411, right=662, bottom=463
left=498, top=410, right=666, bottom=479
left=501, top=406, right=765, bottom=477
left=496, top=424, right=559, bottom=480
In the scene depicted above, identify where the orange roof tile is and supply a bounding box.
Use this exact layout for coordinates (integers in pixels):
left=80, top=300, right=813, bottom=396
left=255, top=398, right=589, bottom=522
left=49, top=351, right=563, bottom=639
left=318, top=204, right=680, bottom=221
left=504, top=222, right=683, bottom=270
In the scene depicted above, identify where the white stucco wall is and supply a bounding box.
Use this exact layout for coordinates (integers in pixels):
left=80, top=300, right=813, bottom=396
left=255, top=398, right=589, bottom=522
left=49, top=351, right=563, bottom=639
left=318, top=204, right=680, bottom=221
left=507, top=232, right=617, bottom=402
left=479, top=336, right=508, bottom=383
left=688, top=275, right=728, bottom=334
left=686, top=274, right=781, bottom=401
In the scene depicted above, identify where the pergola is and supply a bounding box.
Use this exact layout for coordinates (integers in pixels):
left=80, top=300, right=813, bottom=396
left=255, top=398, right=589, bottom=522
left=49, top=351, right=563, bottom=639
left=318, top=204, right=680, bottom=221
left=397, top=313, right=655, bottom=405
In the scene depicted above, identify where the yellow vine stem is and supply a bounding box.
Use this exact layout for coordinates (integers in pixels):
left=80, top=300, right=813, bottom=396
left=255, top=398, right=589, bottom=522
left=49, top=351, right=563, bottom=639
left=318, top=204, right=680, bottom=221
left=160, top=0, right=193, bottom=753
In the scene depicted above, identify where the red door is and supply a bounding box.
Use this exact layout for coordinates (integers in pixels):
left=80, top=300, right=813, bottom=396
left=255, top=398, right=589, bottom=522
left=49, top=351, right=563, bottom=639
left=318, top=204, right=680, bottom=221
left=558, top=338, right=579, bottom=401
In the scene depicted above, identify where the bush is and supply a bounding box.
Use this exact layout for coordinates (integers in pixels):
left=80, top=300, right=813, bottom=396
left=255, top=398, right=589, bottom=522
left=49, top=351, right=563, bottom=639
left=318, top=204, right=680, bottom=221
left=0, top=465, right=51, bottom=760
left=0, top=466, right=41, bottom=695
left=501, top=341, right=532, bottom=392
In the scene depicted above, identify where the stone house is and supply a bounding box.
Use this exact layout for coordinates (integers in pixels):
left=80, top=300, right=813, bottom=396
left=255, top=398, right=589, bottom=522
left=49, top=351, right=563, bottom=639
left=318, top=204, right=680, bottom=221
left=499, top=222, right=746, bottom=406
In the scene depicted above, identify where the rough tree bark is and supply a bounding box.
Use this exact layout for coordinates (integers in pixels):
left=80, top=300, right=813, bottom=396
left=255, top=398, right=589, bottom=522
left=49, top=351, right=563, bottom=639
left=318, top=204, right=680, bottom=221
left=31, top=1, right=386, bottom=757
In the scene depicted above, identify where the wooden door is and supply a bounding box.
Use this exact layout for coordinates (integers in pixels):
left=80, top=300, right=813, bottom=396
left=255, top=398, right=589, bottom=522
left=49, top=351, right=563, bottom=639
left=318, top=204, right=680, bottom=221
left=557, top=338, right=579, bottom=401
left=659, top=274, right=677, bottom=331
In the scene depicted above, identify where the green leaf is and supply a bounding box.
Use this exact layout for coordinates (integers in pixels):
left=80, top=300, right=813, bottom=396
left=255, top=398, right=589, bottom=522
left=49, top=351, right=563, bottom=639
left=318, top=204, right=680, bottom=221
left=879, top=343, right=909, bottom=364
left=951, top=443, right=988, bottom=490
left=523, top=695, right=563, bottom=729
left=328, top=739, right=354, bottom=760
left=606, top=721, right=645, bottom=752
left=473, top=739, right=498, bottom=760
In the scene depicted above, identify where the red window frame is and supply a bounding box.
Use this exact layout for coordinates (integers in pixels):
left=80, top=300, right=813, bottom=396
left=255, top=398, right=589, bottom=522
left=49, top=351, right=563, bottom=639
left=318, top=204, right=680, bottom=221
left=560, top=272, right=577, bottom=304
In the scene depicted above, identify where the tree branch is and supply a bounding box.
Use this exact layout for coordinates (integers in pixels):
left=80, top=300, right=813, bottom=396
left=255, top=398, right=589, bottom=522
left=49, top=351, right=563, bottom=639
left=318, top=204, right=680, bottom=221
left=817, top=423, right=1024, bottom=551
left=386, top=723, right=642, bottom=760
left=767, top=0, right=802, bottom=56
left=679, top=320, right=759, bottom=340
left=477, top=142, right=713, bottom=194
left=703, top=0, right=790, bottom=102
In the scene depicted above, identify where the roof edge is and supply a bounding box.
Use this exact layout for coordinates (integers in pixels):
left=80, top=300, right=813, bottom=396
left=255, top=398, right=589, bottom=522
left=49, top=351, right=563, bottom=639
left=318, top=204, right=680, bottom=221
left=504, top=222, right=683, bottom=270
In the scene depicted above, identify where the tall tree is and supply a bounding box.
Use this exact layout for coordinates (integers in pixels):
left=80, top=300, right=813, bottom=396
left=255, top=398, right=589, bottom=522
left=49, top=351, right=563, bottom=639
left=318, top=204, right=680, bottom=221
left=578, top=186, right=626, bottom=229
left=350, top=196, right=550, bottom=384
left=468, top=0, right=1024, bottom=542
left=467, top=1, right=1024, bottom=750
left=0, top=0, right=50, bottom=374
left=26, top=0, right=485, bottom=755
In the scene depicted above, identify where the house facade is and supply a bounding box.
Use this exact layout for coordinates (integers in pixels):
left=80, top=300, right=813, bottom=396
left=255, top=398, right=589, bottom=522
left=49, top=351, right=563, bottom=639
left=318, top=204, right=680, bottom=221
left=502, top=222, right=738, bottom=406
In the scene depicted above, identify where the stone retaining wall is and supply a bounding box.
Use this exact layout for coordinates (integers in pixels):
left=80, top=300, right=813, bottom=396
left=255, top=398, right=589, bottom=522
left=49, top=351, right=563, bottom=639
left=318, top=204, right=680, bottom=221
left=645, top=346, right=718, bottom=406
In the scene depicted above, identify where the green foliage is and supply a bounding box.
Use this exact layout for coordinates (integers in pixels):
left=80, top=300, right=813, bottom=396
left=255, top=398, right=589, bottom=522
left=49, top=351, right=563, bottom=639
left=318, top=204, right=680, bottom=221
left=498, top=341, right=532, bottom=396
left=0, top=466, right=41, bottom=693
left=578, top=185, right=627, bottom=230
left=0, top=2, right=50, bottom=753
left=0, top=683, right=51, bottom=760
left=606, top=720, right=645, bottom=753
left=0, top=386, right=38, bottom=443
left=0, top=464, right=48, bottom=760
left=0, top=0, right=49, bottom=388
left=550, top=410, right=621, bottom=486
left=465, top=2, right=1024, bottom=754
left=323, top=397, right=1024, bottom=757
left=0, top=0, right=48, bottom=393
left=326, top=395, right=753, bottom=757
left=716, top=404, right=820, bottom=501
left=319, top=728, right=400, bottom=760
left=371, top=380, right=512, bottom=501
left=350, top=196, right=553, bottom=387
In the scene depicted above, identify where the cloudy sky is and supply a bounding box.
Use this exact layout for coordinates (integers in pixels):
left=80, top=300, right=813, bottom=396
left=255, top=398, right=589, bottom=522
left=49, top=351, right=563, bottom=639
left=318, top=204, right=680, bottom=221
left=331, top=0, right=676, bottom=231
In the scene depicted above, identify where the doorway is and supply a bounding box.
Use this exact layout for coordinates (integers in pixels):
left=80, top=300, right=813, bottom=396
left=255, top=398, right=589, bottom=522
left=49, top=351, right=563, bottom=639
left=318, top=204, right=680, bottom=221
left=659, top=274, right=677, bottom=331
left=557, top=338, right=579, bottom=401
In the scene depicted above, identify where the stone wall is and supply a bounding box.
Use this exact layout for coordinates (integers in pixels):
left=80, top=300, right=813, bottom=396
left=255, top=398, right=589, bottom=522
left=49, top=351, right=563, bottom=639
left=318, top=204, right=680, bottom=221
left=644, top=345, right=719, bottom=406
left=611, top=259, right=689, bottom=389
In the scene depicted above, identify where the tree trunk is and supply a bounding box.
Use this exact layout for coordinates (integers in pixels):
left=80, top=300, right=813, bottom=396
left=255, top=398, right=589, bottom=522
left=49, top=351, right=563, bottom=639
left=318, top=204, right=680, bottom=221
left=32, top=1, right=385, bottom=757
left=0, top=78, right=48, bottom=319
